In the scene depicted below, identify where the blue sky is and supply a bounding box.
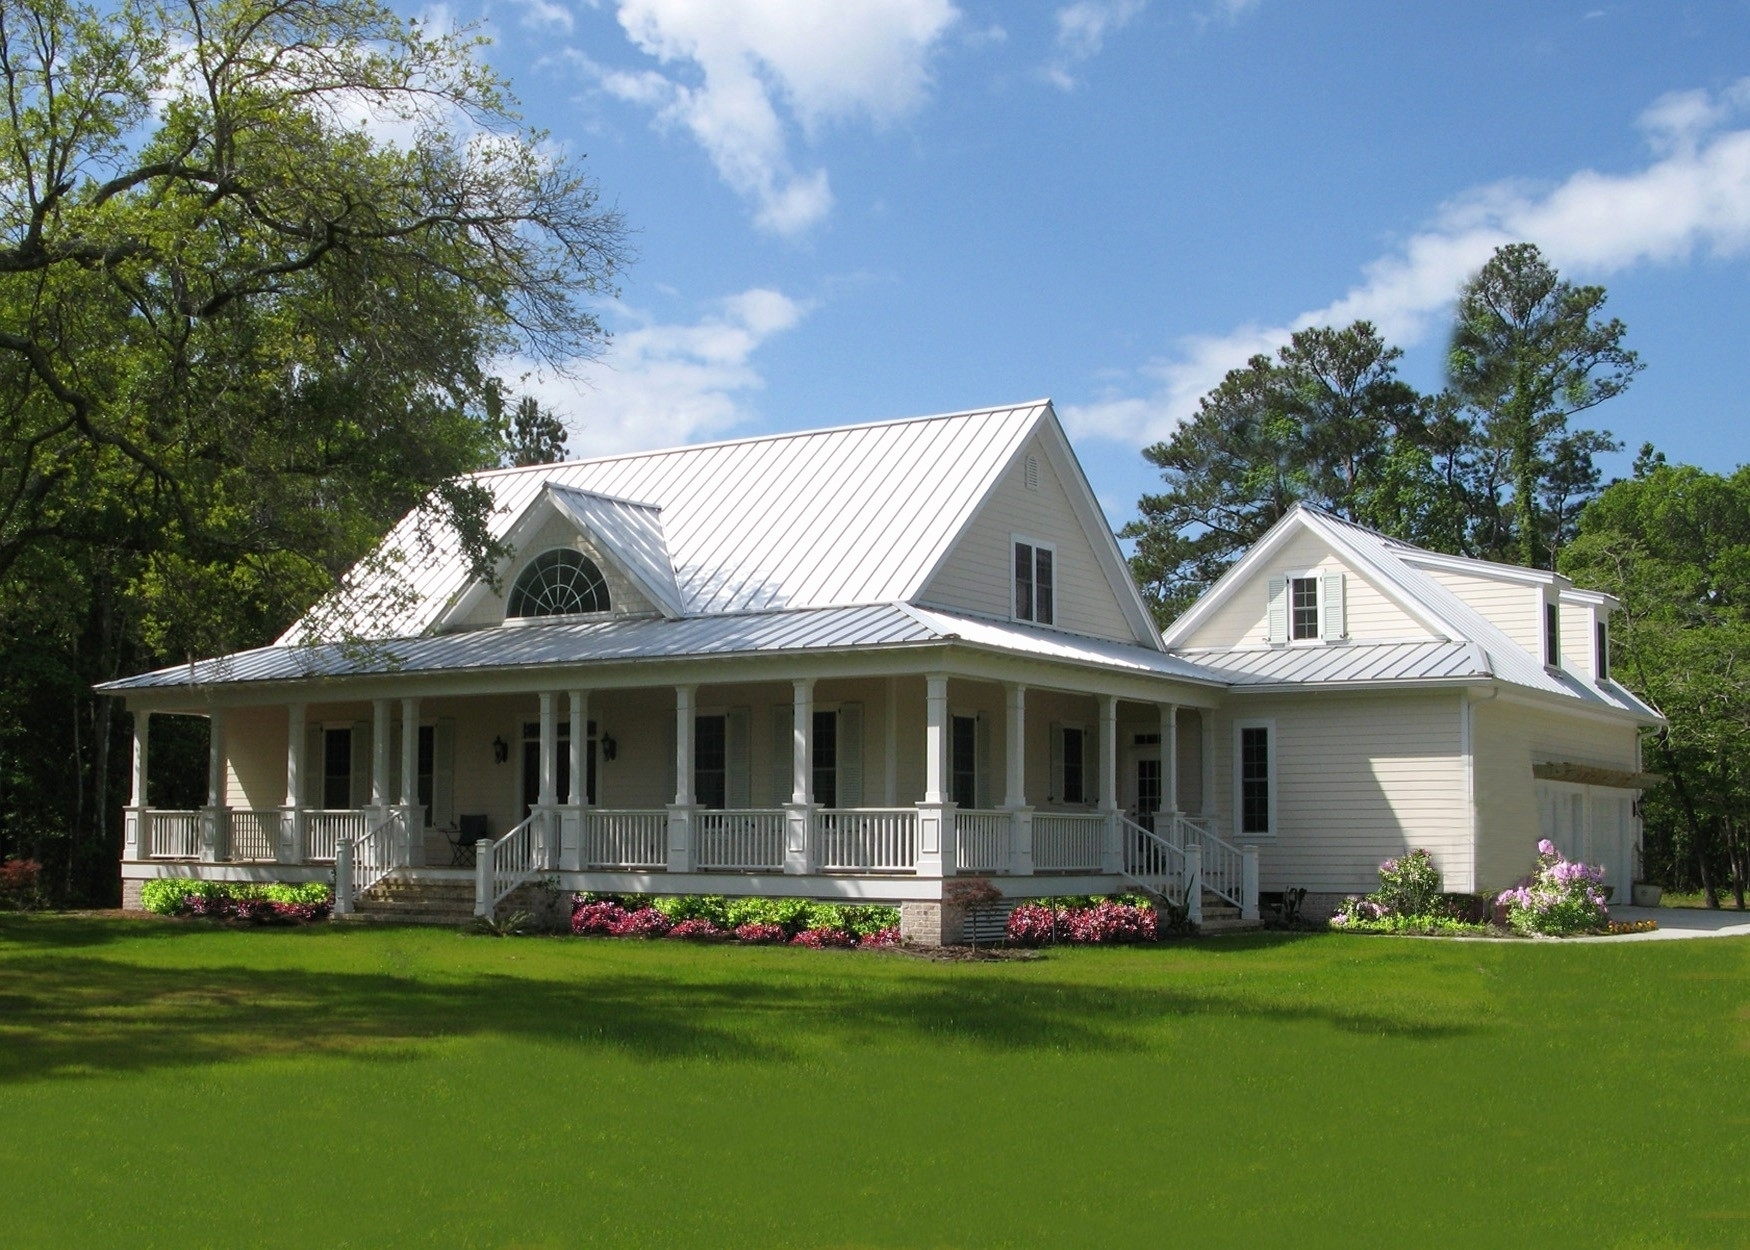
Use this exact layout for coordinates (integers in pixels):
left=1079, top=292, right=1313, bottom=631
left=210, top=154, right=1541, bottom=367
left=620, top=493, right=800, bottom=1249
left=431, top=0, right=1750, bottom=529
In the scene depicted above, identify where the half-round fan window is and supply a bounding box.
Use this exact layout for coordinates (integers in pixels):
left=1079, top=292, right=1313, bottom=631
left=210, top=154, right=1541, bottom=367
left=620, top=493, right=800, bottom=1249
left=507, top=549, right=610, bottom=618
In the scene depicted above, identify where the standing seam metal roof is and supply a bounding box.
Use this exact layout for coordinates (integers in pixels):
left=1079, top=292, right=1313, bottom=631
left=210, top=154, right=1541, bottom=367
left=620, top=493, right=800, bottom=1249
left=283, top=402, right=1050, bottom=645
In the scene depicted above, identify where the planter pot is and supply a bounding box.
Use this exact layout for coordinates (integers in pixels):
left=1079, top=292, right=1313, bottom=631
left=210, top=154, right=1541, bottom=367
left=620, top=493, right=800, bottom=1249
left=1631, top=883, right=1663, bottom=907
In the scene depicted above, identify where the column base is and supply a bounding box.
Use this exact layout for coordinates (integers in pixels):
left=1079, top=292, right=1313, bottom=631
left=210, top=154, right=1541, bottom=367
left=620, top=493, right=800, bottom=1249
left=783, top=803, right=817, bottom=874
left=914, top=801, right=957, bottom=878
left=900, top=900, right=968, bottom=948
left=666, top=804, right=698, bottom=874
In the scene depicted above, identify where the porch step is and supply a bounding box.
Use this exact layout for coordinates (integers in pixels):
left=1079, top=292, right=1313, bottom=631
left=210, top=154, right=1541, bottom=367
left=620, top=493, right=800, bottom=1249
left=341, top=877, right=478, bottom=927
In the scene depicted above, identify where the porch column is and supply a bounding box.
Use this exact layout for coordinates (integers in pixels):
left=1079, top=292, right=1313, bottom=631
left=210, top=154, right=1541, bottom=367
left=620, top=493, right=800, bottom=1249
left=883, top=675, right=898, bottom=807
left=784, top=678, right=814, bottom=874
left=915, top=672, right=956, bottom=877
left=1004, top=683, right=1033, bottom=876
left=371, top=698, right=392, bottom=814
left=281, top=703, right=306, bottom=864
left=668, top=685, right=697, bottom=873
left=125, top=709, right=151, bottom=860
left=401, top=697, right=421, bottom=867
left=538, top=691, right=559, bottom=870
left=201, top=709, right=227, bottom=863
left=1160, top=702, right=1180, bottom=819
left=563, top=689, right=588, bottom=871
left=1098, top=695, right=1120, bottom=873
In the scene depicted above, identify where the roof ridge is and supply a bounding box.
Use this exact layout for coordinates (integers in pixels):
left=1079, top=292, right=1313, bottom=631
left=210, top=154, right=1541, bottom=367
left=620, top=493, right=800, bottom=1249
left=461, top=399, right=1054, bottom=482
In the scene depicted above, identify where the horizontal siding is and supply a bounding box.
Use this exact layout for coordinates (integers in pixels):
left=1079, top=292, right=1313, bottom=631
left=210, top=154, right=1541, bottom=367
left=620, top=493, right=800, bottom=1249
left=1425, top=568, right=1541, bottom=658
left=226, top=706, right=287, bottom=810
left=918, top=436, right=1137, bottom=643
left=1559, top=601, right=1598, bottom=681
left=1210, top=690, right=1470, bottom=893
left=1182, top=528, right=1429, bottom=649
left=1472, top=697, right=1641, bottom=890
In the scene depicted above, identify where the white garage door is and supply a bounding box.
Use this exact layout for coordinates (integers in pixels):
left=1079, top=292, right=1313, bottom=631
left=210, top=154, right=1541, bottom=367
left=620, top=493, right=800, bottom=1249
left=1535, top=780, right=1636, bottom=901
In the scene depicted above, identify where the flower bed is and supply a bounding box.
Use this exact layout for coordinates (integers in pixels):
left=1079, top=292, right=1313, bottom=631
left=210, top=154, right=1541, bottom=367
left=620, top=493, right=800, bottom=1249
left=1496, top=841, right=1612, bottom=936
left=138, top=879, right=332, bottom=923
left=568, top=894, right=901, bottom=949
left=1005, top=896, right=1163, bottom=946
left=1330, top=842, right=1622, bottom=938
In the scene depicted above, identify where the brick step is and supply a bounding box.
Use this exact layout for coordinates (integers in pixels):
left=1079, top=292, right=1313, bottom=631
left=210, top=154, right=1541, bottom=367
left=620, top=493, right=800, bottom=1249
left=336, top=910, right=474, bottom=927
left=1198, top=915, right=1265, bottom=934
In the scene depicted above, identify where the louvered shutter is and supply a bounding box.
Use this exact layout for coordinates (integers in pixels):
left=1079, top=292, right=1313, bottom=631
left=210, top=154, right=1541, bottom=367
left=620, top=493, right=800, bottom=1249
left=1049, top=722, right=1064, bottom=802
left=1086, top=717, right=1099, bottom=805
left=349, top=721, right=371, bottom=807
left=726, top=708, right=751, bottom=809
left=303, top=724, right=323, bottom=807
left=837, top=703, right=864, bottom=807
left=1321, top=570, right=1347, bottom=641
left=433, top=720, right=455, bottom=827
left=1266, top=576, right=1289, bottom=643
left=389, top=721, right=403, bottom=804
left=771, top=704, right=793, bottom=805
left=976, top=713, right=992, bottom=809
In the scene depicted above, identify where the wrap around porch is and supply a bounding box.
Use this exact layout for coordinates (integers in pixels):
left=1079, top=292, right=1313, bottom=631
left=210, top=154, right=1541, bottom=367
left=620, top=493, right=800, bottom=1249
left=122, top=671, right=1260, bottom=925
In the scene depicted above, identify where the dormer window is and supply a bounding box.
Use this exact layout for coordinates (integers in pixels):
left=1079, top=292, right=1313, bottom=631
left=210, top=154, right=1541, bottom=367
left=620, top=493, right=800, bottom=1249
left=1595, top=620, right=1609, bottom=681
left=508, top=549, right=610, bottom=618
left=1267, top=571, right=1346, bottom=644
left=1290, top=576, right=1319, bottom=640
left=1013, top=538, right=1054, bottom=625
left=1545, top=602, right=1560, bottom=667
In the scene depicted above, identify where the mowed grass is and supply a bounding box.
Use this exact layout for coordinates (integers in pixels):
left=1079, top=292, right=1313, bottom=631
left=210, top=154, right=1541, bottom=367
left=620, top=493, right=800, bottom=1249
left=1, top=917, right=1746, bottom=1249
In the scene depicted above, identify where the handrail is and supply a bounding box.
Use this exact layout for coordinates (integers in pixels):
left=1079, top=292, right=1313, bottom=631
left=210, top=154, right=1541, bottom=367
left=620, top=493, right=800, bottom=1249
left=477, top=811, right=542, bottom=918
left=815, top=808, right=917, bottom=872
left=696, top=809, right=786, bottom=871
left=333, top=809, right=405, bottom=914
left=1171, top=814, right=1242, bottom=909
left=954, top=809, right=1009, bottom=874
left=1116, top=814, right=1187, bottom=907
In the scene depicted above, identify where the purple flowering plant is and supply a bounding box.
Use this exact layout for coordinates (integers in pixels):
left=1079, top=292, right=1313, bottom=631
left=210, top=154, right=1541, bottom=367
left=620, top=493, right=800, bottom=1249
left=1496, top=842, right=1610, bottom=936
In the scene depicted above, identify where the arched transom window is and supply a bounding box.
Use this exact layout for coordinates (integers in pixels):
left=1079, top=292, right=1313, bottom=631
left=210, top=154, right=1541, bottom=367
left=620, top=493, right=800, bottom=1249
left=507, top=549, right=610, bottom=618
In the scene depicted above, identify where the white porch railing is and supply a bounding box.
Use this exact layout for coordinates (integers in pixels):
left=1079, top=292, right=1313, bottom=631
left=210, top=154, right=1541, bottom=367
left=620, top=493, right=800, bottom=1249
left=696, top=809, right=786, bottom=871
left=334, top=809, right=406, bottom=914
left=477, top=811, right=545, bottom=917
left=1173, top=814, right=1248, bottom=913
left=146, top=810, right=203, bottom=859
left=1118, top=813, right=1187, bottom=907
left=583, top=809, right=668, bottom=870
left=228, top=809, right=281, bottom=862
left=815, top=808, right=917, bottom=872
left=954, top=809, right=1009, bottom=874
left=1032, top=812, right=1106, bottom=872
left=304, top=810, right=367, bottom=862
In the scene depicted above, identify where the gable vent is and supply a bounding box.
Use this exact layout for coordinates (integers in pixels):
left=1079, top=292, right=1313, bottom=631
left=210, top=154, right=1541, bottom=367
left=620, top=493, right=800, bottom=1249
left=1024, top=455, right=1039, bottom=491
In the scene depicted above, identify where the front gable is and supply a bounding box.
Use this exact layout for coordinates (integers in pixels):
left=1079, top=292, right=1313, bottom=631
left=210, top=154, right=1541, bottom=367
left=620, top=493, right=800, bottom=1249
left=1165, top=515, right=1440, bottom=651
left=914, top=426, right=1157, bottom=646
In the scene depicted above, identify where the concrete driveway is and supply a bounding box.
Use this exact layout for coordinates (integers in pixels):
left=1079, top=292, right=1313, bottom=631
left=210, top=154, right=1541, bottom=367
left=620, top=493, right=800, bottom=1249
left=1574, top=904, right=1750, bottom=942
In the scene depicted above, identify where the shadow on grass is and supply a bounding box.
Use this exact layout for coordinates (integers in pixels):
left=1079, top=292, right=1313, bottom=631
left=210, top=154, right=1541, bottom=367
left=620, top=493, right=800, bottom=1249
left=0, top=927, right=1481, bottom=1085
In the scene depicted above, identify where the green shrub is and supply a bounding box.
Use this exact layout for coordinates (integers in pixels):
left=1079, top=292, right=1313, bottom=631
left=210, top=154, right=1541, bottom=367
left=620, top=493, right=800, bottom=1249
left=650, top=895, right=731, bottom=926
left=138, top=878, right=331, bottom=915
left=1374, top=850, right=1442, bottom=917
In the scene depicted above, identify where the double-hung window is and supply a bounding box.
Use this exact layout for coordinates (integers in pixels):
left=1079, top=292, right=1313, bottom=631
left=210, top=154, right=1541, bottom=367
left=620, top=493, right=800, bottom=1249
left=1013, top=539, right=1055, bottom=625
left=1595, top=620, right=1609, bottom=682
left=1290, top=576, right=1319, bottom=640
left=1235, top=720, right=1275, bottom=837
left=1545, top=602, right=1561, bottom=667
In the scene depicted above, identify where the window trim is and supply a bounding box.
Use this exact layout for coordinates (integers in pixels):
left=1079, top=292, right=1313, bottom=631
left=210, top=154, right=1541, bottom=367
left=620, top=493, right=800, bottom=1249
left=1288, top=572, right=1321, bottom=643
left=1051, top=721, right=1091, bottom=807
left=1595, top=618, right=1610, bottom=682
left=506, top=547, right=611, bottom=621
left=1544, top=599, right=1561, bottom=669
left=1010, top=533, right=1057, bottom=627
left=1232, top=718, right=1277, bottom=839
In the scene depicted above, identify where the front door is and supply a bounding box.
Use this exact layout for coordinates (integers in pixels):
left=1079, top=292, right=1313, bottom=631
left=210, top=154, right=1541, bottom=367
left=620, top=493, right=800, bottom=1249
left=1126, top=743, right=1162, bottom=831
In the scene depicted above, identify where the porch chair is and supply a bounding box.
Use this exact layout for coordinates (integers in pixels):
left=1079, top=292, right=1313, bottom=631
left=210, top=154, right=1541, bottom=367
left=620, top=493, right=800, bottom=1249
left=450, top=814, right=491, bottom=867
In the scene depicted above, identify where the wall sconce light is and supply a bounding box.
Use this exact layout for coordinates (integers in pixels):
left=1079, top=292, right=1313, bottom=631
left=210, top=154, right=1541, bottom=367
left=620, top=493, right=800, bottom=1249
left=600, top=734, right=617, bottom=762
left=492, top=736, right=509, bottom=764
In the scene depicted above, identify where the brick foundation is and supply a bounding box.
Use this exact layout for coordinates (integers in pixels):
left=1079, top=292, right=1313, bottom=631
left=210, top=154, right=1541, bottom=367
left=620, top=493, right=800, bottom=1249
left=121, top=877, right=145, bottom=912
left=899, top=900, right=968, bottom=947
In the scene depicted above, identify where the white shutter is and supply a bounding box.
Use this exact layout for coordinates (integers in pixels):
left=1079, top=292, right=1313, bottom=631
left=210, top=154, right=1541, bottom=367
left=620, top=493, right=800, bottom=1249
left=1086, top=718, right=1099, bottom=806
left=433, top=719, right=455, bottom=828
left=837, top=703, right=864, bottom=807
left=1321, top=570, right=1347, bottom=641
left=1266, top=576, right=1289, bottom=644
left=726, top=708, right=751, bottom=809
left=349, top=721, right=371, bottom=808
left=1049, top=722, right=1064, bottom=802
left=976, top=713, right=992, bottom=809
left=771, top=704, right=793, bottom=805
left=303, top=724, right=323, bottom=807
left=389, top=721, right=403, bottom=803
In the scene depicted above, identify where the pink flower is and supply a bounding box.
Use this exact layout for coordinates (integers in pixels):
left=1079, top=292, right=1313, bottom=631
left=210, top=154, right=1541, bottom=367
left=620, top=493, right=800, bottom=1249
left=1537, top=839, right=1557, bottom=857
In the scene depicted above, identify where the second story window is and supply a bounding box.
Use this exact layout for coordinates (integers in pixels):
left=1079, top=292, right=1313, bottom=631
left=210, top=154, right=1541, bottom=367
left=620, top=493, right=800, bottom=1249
left=1013, top=539, right=1054, bottom=625
left=1596, top=620, right=1609, bottom=681
left=1290, top=576, right=1319, bottom=640
left=508, top=549, right=610, bottom=619
left=1545, top=602, right=1561, bottom=667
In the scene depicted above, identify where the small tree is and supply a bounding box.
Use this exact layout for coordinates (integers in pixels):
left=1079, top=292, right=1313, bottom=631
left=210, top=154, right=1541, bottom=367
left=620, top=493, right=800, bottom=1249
left=503, top=395, right=571, bottom=467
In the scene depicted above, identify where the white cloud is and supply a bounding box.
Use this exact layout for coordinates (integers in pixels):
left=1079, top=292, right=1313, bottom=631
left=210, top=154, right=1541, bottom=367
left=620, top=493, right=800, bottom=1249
left=592, top=0, right=959, bottom=235
left=1044, top=0, right=1144, bottom=90
left=511, top=0, right=574, bottom=32
left=508, top=288, right=810, bottom=455
left=1062, top=78, right=1750, bottom=446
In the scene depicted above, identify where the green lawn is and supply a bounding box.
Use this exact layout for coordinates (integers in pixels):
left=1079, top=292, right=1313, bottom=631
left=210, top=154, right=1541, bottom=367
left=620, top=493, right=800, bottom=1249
left=1, top=916, right=1745, bottom=1249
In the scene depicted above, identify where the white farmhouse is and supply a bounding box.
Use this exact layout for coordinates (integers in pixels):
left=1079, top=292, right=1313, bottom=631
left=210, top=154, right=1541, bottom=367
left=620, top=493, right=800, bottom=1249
left=101, top=401, right=1662, bottom=940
